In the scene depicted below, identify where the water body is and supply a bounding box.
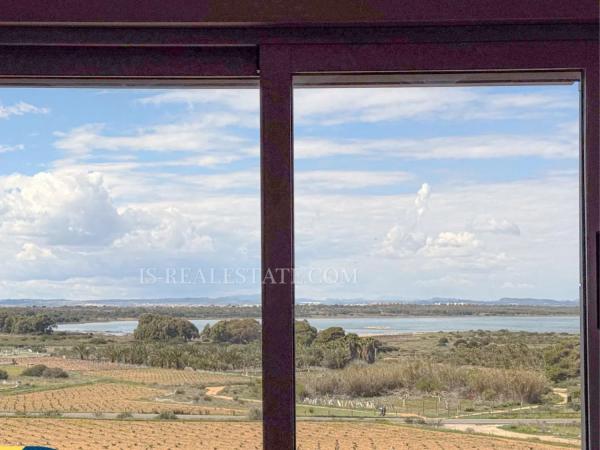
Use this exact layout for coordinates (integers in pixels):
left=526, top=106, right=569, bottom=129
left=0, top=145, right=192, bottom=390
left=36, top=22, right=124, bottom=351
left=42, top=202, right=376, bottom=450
left=55, top=315, right=580, bottom=336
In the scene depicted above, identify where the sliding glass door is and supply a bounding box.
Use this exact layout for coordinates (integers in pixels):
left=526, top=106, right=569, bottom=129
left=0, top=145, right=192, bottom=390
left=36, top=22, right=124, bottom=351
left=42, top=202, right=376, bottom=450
left=293, top=81, right=582, bottom=449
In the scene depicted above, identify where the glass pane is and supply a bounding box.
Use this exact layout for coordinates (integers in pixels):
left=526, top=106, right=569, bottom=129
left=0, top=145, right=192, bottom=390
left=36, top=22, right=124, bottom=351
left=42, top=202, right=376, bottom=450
left=294, top=83, right=582, bottom=449
left=0, top=87, right=263, bottom=449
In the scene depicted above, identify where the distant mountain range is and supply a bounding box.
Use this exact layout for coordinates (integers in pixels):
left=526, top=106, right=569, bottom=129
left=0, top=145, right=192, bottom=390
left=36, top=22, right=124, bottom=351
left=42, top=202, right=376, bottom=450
left=0, top=296, right=578, bottom=307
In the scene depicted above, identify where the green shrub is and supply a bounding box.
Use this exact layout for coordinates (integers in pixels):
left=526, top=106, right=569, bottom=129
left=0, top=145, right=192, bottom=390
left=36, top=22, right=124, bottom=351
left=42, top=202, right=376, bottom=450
left=248, top=407, right=262, bottom=420
left=437, top=337, right=449, bottom=346
left=116, top=412, right=133, bottom=419
left=569, top=402, right=581, bottom=411
left=42, top=367, right=68, bottom=378
left=156, top=411, right=178, bottom=420
left=22, top=364, right=48, bottom=377
left=0, top=369, right=8, bottom=380
left=415, top=376, right=442, bottom=393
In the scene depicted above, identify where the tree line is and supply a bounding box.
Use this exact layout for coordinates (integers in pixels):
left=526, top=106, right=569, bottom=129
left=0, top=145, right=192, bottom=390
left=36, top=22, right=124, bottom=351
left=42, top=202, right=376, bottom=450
left=0, top=302, right=579, bottom=325
left=63, top=315, right=380, bottom=372
left=133, top=314, right=199, bottom=342
left=0, top=312, right=55, bottom=334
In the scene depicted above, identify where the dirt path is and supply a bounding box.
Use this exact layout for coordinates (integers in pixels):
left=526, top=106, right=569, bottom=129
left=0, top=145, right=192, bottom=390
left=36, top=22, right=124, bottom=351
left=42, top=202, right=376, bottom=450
left=453, top=404, right=540, bottom=419
left=553, top=388, right=569, bottom=405
left=204, top=385, right=261, bottom=403
left=450, top=388, right=569, bottom=419
left=443, top=423, right=580, bottom=446
left=205, top=386, right=229, bottom=400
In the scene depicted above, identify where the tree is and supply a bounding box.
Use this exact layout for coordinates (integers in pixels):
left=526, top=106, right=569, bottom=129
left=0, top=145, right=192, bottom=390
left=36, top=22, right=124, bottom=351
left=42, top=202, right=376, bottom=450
left=314, top=327, right=345, bottom=345
left=358, top=337, right=379, bottom=364
left=321, top=341, right=352, bottom=369
left=1, top=314, right=56, bottom=335
left=134, top=314, right=199, bottom=342
left=295, top=320, right=317, bottom=347
left=73, top=342, right=91, bottom=360
left=201, top=319, right=261, bottom=344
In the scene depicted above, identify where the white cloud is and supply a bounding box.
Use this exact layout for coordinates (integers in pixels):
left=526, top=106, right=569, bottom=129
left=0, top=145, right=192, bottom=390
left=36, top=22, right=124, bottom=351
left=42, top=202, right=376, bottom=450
left=471, top=216, right=520, bottom=235
left=415, top=183, right=431, bottom=219
left=295, top=88, right=575, bottom=124
left=137, top=89, right=259, bottom=112
left=423, top=231, right=482, bottom=258
left=0, top=172, right=127, bottom=246
left=0, top=101, right=48, bottom=119
left=0, top=144, right=24, bottom=154
left=416, top=275, right=475, bottom=288
left=296, top=170, right=413, bottom=192
left=376, top=183, right=431, bottom=258
left=138, top=87, right=575, bottom=126
left=0, top=167, right=261, bottom=298
left=295, top=172, right=579, bottom=299
left=54, top=118, right=250, bottom=156
left=0, top=276, right=143, bottom=300
left=139, top=87, right=578, bottom=125
left=502, top=281, right=535, bottom=289
left=112, top=207, right=215, bottom=253
left=378, top=226, right=426, bottom=258
left=16, top=243, right=55, bottom=261
left=0, top=166, right=576, bottom=300
left=0, top=86, right=579, bottom=300
left=296, top=134, right=576, bottom=160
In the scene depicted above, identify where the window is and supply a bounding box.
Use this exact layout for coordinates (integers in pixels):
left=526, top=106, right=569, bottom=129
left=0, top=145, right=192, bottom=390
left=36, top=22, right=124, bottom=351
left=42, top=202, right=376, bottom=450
left=293, top=82, right=582, bottom=448
left=0, top=7, right=596, bottom=449
left=0, top=86, right=263, bottom=449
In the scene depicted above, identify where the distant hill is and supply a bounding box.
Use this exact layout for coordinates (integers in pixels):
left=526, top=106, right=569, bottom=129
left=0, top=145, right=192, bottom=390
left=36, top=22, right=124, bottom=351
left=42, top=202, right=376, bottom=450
left=0, top=296, right=577, bottom=308
left=295, top=296, right=578, bottom=307
left=494, top=297, right=578, bottom=307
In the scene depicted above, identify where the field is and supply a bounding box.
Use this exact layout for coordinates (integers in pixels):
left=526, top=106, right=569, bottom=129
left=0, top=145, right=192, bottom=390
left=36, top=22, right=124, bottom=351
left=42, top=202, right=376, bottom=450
left=0, top=315, right=583, bottom=449
left=0, top=352, right=581, bottom=448
left=0, top=358, right=255, bottom=417
left=89, top=368, right=252, bottom=386
left=0, top=382, right=247, bottom=415
left=0, top=418, right=570, bottom=450
left=3, top=356, right=251, bottom=386
left=2, top=356, right=131, bottom=371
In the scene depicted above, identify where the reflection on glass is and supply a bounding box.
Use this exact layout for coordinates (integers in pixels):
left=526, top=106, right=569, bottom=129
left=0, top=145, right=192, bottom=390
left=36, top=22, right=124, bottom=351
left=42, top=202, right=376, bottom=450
left=294, top=84, right=582, bottom=448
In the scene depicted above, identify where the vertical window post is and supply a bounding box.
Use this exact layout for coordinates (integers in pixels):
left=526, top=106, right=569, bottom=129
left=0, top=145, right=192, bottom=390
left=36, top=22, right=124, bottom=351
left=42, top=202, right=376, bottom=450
left=260, top=44, right=296, bottom=450
left=583, top=44, right=600, bottom=449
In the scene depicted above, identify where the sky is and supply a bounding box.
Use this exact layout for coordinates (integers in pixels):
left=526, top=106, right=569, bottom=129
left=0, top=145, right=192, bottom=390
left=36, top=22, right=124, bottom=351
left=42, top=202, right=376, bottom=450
left=0, top=83, right=581, bottom=301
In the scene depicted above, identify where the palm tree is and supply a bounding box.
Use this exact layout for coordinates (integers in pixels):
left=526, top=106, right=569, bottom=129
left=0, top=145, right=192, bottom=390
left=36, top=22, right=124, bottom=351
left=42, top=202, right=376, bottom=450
left=73, top=342, right=90, bottom=360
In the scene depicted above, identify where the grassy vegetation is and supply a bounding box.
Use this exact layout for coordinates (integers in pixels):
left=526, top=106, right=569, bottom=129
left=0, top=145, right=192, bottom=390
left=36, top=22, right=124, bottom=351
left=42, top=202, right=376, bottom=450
left=466, top=408, right=581, bottom=419
left=299, top=360, right=548, bottom=404
left=296, top=404, right=376, bottom=417
left=0, top=308, right=584, bottom=448
left=500, top=423, right=581, bottom=439
left=293, top=329, right=582, bottom=422
left=0, top=303, right=579, bottom=326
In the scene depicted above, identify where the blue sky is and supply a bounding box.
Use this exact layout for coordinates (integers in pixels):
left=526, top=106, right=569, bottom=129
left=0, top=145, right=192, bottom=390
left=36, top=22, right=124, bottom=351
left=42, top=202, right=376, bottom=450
left=0, top=84, right=580, bottom=301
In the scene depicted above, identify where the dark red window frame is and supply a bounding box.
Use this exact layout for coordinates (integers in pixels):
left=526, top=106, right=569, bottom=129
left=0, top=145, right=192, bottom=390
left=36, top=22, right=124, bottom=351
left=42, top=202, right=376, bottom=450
left=0, top=3, right=598, bottom=449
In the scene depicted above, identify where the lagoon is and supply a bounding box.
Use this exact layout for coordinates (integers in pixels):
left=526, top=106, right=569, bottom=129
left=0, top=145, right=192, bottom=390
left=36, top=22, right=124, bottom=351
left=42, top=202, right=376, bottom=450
left=55, top=315, right=580, bottom=335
